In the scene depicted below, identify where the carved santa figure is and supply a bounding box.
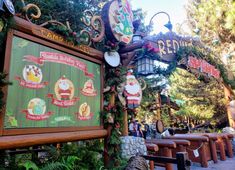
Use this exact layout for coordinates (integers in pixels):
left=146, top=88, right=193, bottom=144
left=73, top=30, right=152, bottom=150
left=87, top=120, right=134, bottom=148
left=124, top=71, right=142, bottom=109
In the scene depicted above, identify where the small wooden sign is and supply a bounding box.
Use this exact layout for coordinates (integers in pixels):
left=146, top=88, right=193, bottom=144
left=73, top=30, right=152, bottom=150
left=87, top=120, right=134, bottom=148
left=187, top=55, right=220, bottom=79
left=156, top=120, right=164, bottom=133
left=102, top=0, right=133, bottom=44
left=144, top=32, right=202, bottom=62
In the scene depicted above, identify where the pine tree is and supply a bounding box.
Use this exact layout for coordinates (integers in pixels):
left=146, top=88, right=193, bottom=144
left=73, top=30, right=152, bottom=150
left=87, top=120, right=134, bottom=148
left=185, top=0, right=235, bottom=59
left=169, top=68, right=227, bottom=128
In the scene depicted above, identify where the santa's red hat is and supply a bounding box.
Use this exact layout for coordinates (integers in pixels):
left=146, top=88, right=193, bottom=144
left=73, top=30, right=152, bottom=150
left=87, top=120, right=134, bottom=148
left=60, top=75, right=67, bottom=80
left=126, top=71, right=135, bottom=79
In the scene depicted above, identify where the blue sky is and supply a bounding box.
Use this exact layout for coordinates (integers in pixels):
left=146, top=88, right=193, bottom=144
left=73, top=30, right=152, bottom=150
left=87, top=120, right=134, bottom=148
left=130, top=0, right=189, bottom=33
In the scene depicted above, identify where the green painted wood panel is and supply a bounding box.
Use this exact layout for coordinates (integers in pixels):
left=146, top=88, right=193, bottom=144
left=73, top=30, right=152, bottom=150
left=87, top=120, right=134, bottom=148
left=4, top=36, right=101, bottom=129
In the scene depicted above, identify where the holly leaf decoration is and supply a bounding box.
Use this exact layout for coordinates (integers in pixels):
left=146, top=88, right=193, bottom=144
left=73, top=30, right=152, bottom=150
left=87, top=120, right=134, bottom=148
left=8, top=116, right=18, bottom=127
left=6, top=109, right=13, bottom=116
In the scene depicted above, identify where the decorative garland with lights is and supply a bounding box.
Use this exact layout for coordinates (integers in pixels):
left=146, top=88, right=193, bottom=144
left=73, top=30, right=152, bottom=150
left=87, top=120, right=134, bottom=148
left=150, top=46, right=235, bottom=89
left=175, top=47, right=235, bottom=88
left=102, top=65, right=128, bottom=168
left=134, top=42, right=161, bottom=61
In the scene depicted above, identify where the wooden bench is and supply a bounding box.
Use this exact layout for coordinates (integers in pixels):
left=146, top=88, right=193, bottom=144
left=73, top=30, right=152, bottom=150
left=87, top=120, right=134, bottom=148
left=146, top=139, right=176, bottom=170
left=146, top=143, right=159, bottom=170
left=168, top=139, right=191, bottom=157
left=217, top=133, right=234, bottom=158
left=164, top=134, right=210, bottom=167
left=143, top=152, right=191, bottom=170
left=193, top=133, right=222, bottom=162
left=199, top=133, right=228, bottom=161
left=200, top=133, right=234, bottom=159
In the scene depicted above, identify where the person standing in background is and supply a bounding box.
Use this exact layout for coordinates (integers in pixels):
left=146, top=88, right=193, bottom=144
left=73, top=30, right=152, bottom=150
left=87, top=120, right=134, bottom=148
left=141, top=120, right=150, bottom=139
left=136, top=120, right=143, bottom=138
left=129, top=117, right=137, bottom=136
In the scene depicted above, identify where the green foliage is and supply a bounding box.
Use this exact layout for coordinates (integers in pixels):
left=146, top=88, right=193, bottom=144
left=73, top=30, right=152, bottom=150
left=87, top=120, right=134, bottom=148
left=169, top=68, right=226, bottom=124
left=1, top=140, right=104, bottom=170
left=40, top=162, right=68, bottom=170
left=0, top=15, right=15, bottom=68
left=176, top=46, right=235, bottom=88
left=11, top=0, right=109, bottom=48
left=0, top=73, right=12, bottom=110
left=185, top=0, right=235, bottom=67
left=132, top=8, right=149, bottom=33
left=45, top=141, right=104, bottom=170
left=19, top=160, right=39, bottom=170
left=102, top=65, right=127, bottom=169
left=14, top=0, right=106, bottom=31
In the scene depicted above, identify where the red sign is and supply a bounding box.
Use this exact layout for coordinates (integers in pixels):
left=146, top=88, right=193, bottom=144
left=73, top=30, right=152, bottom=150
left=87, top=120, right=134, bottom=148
left=76, top=112, right=94, bottom=120
left=15, top=76, right=48, bottom=89
left=22, top=110, right=53, bottom=121
left=23, top=52, right=94, bottom=78
left=188, top=56, right=220, bottom=79
left=47, top=94, right=79, bottom=108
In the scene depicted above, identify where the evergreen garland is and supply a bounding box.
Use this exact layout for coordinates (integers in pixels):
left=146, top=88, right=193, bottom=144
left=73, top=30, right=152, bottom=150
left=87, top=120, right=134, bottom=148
left=175, top=46, right=235, bottom=88
left=148, top=45, right=235, bottom=89
left=102, top=65, right=127, bottom=169
left=0, top=12, right=14, bottom=110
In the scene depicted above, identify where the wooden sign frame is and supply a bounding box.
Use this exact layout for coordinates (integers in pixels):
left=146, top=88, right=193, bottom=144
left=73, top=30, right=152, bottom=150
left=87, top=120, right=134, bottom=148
left=0, top=17, right=107, bottom=149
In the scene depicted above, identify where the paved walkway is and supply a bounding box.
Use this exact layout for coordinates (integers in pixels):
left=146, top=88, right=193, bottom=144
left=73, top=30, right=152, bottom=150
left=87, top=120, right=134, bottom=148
left=155, top=157, right=235, bottom=170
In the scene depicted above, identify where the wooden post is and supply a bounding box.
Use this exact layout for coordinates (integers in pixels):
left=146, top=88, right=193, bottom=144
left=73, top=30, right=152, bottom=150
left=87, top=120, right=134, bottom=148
left=162, top=147, right=173, bottom=170
left=0, top=151, right=5, bottom=167
left=179, top=145, right=186, bottom=152
left=156, top=92, right=161, bottom=120
left=104, top=92, right=116, bottom=167
left=122, top=109, right=128, bottom=136
left=223, top=84, right=235, bottom=127
left=176, top=152, right=191, bottom=170
left=209, top=140, right=218, bottom=163
left=216, top=139, right=226, bottom=161
left=199, top=142, right=208, bottom=168
left=167, top=96, right=172, bottom=118
left=149, top=160, right=155, bottom=170
left=225, top=137, right=234, bottom=158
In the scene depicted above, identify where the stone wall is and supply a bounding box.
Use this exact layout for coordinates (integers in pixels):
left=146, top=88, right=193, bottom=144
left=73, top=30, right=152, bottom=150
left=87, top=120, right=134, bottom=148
left=120, top=136, right=147, bottom=159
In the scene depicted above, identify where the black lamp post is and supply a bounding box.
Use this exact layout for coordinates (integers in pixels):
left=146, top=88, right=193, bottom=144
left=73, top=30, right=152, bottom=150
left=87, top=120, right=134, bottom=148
left=149, top=11, right=173, bottom=32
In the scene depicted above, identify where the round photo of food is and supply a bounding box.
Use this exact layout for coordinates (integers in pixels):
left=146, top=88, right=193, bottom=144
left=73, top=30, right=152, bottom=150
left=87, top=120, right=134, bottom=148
left=27, top=98, right=46, bottom=115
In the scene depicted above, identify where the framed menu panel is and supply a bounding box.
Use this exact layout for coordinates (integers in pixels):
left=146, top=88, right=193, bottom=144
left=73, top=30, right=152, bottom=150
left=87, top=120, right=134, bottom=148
left=1, top=29, right=103, bottom=136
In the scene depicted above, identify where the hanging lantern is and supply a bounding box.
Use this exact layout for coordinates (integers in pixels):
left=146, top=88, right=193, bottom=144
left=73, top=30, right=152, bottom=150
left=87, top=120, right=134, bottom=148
left=132, top=33, right=142, bottom=43
left=0, top=0, right=4, bottom=12
left=135, top=54, right=155, bottom=76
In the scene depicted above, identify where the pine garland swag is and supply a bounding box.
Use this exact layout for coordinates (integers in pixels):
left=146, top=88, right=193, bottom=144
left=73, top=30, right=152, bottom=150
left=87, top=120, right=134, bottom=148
left=102, top=64, right=127, bottom=168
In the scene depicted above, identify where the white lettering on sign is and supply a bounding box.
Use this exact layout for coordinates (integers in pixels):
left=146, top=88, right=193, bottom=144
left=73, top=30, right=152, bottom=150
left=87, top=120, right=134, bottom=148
left=172, top=40, right=179, bottom=53
left=158, top=40, right=166, bottom=55
left=166, top=40, right=172, bottom=54
left=156, top=39, right=193, bottom=57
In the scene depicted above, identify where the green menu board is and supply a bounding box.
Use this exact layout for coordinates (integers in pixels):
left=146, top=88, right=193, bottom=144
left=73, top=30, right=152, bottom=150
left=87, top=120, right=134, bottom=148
left=4, top=36, right=101, bottom=129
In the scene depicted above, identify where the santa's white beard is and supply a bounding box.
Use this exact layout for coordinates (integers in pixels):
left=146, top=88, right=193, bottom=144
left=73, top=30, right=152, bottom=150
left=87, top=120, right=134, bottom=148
left=125, top=84, right=140, bottom=94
